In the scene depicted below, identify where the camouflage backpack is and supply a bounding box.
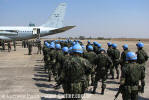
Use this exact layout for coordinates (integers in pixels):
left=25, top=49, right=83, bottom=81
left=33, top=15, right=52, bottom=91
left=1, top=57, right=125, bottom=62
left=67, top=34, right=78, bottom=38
left=137, top=50, right=148, bottom=64
left=63, top=56, right=85, bottom=82
left=96, top=54, right=108, bottom=70
left=125, top=63, right=141, bottom=85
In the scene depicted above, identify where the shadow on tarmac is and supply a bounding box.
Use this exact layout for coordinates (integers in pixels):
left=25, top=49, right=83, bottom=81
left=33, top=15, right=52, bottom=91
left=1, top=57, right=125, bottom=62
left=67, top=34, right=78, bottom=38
left=33, top=60, right=63, bottom=100
left=138, top=96, right=149, bottom=100
left=41, top=97, right=61, bottom=100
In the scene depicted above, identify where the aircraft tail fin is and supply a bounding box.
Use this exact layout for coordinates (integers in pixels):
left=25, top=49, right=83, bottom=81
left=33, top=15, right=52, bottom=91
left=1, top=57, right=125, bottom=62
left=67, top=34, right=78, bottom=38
left=41, top=3, right=66, bottom=28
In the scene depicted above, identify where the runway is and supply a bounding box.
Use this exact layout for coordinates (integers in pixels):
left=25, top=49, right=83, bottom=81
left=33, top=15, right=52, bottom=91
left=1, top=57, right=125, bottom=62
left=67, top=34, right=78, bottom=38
left=0, top=40, right=149, bottom=100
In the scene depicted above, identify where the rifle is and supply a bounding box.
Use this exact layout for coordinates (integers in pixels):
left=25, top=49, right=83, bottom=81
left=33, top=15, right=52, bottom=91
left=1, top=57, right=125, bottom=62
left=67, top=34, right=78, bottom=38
left=114, top=85, right=123, bottom=100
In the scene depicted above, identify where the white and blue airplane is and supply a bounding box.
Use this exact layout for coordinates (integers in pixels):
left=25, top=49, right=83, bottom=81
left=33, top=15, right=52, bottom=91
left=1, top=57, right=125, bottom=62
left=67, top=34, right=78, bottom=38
left=0, top=3, right=75, bottom=41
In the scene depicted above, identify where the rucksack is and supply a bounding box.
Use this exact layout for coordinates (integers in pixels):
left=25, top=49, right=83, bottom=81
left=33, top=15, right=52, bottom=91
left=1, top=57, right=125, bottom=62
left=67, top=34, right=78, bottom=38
left=63, top=56, right=85, bottom=82
left=127, top=63, right=141, bottom=84
left=96, top=54, right=108, bottom=70
left=137, top=50, right=148, bottom=64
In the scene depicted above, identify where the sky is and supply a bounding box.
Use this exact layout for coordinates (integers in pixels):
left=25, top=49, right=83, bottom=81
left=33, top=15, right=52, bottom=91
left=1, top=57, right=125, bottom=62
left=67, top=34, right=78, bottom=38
left=0, top=0, right=149, bottom=38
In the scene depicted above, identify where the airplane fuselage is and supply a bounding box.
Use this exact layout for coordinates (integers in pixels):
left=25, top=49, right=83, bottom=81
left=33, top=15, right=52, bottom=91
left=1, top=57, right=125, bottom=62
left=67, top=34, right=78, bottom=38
left=0, top=26, right=56, bottom=40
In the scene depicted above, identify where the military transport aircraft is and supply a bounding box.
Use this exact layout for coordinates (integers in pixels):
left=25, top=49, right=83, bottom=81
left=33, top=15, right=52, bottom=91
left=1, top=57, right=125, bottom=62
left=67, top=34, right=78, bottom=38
left=0, top=3, right=75, bottom=41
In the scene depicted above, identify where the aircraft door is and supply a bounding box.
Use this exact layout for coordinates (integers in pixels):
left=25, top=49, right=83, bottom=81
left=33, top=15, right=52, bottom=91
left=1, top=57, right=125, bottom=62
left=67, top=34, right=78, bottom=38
left=33, top=28, right=40, bottom=35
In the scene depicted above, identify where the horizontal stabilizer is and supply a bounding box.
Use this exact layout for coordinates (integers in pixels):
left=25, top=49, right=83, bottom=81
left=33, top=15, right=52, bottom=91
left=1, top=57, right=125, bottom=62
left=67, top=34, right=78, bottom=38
left=49, top=26, right=76, bottom=35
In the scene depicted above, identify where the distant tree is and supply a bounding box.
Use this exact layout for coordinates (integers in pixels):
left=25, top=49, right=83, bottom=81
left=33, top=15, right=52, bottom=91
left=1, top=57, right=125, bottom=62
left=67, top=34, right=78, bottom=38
left=79, top=36, right=85, bottom=40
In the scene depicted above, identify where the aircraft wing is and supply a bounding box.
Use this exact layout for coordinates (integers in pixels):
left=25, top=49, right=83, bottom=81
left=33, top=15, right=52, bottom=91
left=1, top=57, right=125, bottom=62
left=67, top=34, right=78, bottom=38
left=49, top=26, right=76, bottom=35
left=0, top=36, right=11, bottom=40
left=0, top=30, right=18, bottom=35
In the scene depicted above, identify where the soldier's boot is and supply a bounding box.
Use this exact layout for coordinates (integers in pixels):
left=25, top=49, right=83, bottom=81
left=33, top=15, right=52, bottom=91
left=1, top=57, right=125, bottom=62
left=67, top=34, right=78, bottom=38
left=111, top=74, right=114, bottom=79
left=48, top=72, right=51, bottom=82
left=91, top=74, right=95, bottom=86
left=92, top=87, right=97, bottom=94
left=101, top=83, right=106, bottom=95
left=110, top=68, right=114, bottom=79
left=101, top=88, right=105, bottom=95
left=116, top=69, right=119, bottom=79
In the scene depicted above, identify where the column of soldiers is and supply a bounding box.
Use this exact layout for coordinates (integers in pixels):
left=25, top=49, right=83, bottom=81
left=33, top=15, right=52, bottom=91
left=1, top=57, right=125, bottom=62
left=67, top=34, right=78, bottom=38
left=1, top=40, right=17, bottom=52
left=42, top=39, right=148, bottom=100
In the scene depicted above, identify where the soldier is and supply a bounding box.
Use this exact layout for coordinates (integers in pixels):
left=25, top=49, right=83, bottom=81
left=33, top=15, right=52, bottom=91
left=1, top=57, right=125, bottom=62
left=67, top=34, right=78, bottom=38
left=59, top=43, right=92, bottom=100
left=120, top=44, right=130, bottom=70
left=1, top=40, right=5, bottom=50
left=93, top=41, right=99, bottom=54
left=28, top=41, right=32, bottom=55
left=107, top=42, right=112, bottom=58
left=43, top=41, right=50, bottom=72
left=116, top=52, right=145, bottom=100
left=54, top=44, right=63, bottom=82
left=110, top=43, right=120, bottom=79
left=48, top=42, right=56, bottom=81
left=86, top=40, right=91, bottom=51
left=136, top=42, right=148, bottom=67
left=96, top=43, right=102, bottom=54
left=13, top=41, right=16, bottom=51
left=92, top=48, right=113, bottom=94
left=8, top=42, right=11, bottom=52
left=54, top=46, right=69, bottom=89
left=83, top=45, right=97, bottom=86
left=37, top=40, right=42, bottom=54
left=136, top=42, right=148, bottom=93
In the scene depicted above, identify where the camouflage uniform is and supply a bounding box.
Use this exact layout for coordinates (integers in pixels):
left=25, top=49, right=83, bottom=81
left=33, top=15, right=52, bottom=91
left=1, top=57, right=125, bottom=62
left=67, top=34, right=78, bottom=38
left=93, top=45, right=98, bottom=54
left=111, top=48, right=120, bottom=79
left=42, top=45, right=49, bottom=72
left=107, top=46, right=113, bottom=58
left=1, top=41, right=5, bottom=50
left=120, top=49, right=130, bottom=69
left=37, top=41, right=42, bottom=54
left=92, top=52, right=113, bottom=94
left=54, top=49, right=63, bottom=82
left=48, top=48, right=56, bottom=81
left=120, top=62, right=145, bottom=100
left=136, top=48, right=148, bottom=92
left=60, top=55, right=92, bottom=100
left=8, top=42, right=11, bottom=52
left=28, top=41, right=32, bottom=55
left=83, top=51, right=97, bottom=86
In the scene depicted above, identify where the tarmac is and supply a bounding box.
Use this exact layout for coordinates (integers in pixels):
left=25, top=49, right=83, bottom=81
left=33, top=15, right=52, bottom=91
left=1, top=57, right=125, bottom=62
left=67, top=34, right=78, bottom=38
left=0, top=40, right=149, bottom=100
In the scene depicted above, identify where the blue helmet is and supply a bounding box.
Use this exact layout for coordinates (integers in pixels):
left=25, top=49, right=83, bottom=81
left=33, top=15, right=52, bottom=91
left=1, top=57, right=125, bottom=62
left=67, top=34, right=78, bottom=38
left=136, top=42, right=144, bottom=48
left=72, top=44, right=83, bottom=54
left=50, top=44, right=55, bottom=49
left=50, top=42, right=55, bottom=48
left=112, top=43, right=117, bottom=48
left=81, top=45, right=85, bottom=50
left=97, top=43, right=102, bottom=48
left=45, top=42, right=50, bottom=48
left=93, top=41, right=98, bottom=45
left=68, top=47, right=72, bottom=53
left=62, top=47, right=69, bottom=53
left=126, top=52, right=137, bottom=61
left=99, top=48, right=105, bottom=51
left=123, top=44, right=128, bottom=50
left=107, top=42, right=112, bottom=46
left=87, top=45, right=93, bottom=51
left=50, top=42, right=55, bottom=46
left=88, top=40, right=91, bottom=44
left=72, top=42, right=76, bottom=46
left=55, top=44, right=61, bottom=49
